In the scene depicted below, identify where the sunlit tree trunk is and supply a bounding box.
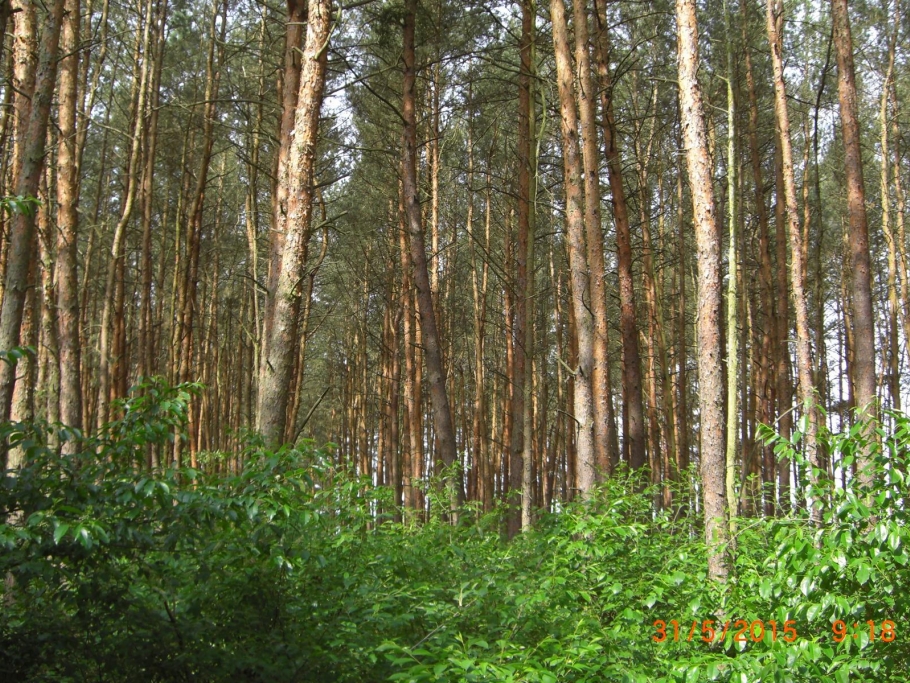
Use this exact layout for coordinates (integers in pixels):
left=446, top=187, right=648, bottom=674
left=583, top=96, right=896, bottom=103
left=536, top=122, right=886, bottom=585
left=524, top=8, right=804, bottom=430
left=675, top=0, right=728, bottom=581
left=55, top=0, right=82, bottom=441
left=262, top=0, right=306, bottom=373
left=675, top=162, right=690, bottom=482
left=550, top=0, right=595, bottom=496
left=890, top=86, right=910, bottom=368
left=591, top=0, right=642, bottom=472
left=723, top=0, right=739, bottom=521
left=879, top=9, right=900, bottom=411
left=257, top=0, right=331, bottom=445
left=832, top=0, right=876, bottom=448
left=766, top=0, right=819, bottom=521
left=0, top=0, right=64, bottom=457
left=399, top=197, right=419, bottom=513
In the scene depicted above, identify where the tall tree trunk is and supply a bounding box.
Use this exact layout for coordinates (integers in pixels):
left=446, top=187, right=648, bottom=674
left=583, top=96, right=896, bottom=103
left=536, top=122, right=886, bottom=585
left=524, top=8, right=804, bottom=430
left=675, top=0, right=729, bottom=582
left=257, top=0, right=332, bottom=445
left=766, top=0, right=819, bottom=519
left=520, top=3, right=537, bottom=531
left=592, top=0, right=643, bottom=472
left=740, top=0, right=776, bottom=516
left=654, top=169, right=678, bottom=506
left=400, top=0, right=462, bottom=511
left=890, top=86, right=910, bottom=368
left=0, top=0, right=64, bottom=454
left=510, top=0, right=535, bottom=536
left=288, top=220, right=328, bottom=442
left=723, top=0, right=739, bottom=521
left=262, top=0, right=307, bottom=374
left=38, top=186, right=60, bottom=436
left=55, top=0, right=82, bottom=441
left=400, top=191, right=423, bottom=514
left=879, top=10, right=900, bottom=410
left=675, top=159, right=689, bottom=480
left=96, top=0, right=155, bottom=427
left=551, top=0, right=595, bottom=496
left=473, top=155, right=493, bottom=512
left=137, top=0, right=168, bottom=383
left=832, top=0, right=877, bottom=444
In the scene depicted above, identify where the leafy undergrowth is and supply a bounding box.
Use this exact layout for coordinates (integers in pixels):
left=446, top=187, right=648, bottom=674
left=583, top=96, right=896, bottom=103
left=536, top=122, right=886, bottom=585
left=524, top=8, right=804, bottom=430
left=1, top=382, right=908, bottom=682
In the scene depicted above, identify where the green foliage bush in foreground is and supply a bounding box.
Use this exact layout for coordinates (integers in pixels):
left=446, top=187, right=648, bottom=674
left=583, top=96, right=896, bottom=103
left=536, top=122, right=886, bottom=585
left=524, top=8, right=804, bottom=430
left=1, top=381, right=908, bottom=682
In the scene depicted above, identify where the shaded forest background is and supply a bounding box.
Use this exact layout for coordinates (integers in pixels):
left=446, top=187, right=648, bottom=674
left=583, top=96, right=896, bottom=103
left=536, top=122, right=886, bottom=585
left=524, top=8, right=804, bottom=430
left=1, top=0, right=907, bottom=532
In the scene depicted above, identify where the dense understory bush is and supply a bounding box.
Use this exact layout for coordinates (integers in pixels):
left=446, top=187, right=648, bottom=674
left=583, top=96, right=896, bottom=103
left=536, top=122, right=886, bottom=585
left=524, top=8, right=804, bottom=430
left=1, top=382, right=908, bottom=681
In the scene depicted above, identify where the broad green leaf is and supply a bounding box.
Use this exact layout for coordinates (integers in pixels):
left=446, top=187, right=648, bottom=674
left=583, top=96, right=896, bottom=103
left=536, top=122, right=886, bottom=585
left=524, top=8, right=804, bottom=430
left=53, top=523, right=70, bottom=544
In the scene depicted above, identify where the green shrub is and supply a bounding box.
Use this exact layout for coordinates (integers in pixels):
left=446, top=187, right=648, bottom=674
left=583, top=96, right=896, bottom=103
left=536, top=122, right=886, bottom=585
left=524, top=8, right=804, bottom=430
left=2, top=384, right=909, bottom=682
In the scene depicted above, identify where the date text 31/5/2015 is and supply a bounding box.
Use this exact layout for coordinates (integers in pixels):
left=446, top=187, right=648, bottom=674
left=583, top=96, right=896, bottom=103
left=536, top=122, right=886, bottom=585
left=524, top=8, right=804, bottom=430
left=652, top=619, right=896, bottom=644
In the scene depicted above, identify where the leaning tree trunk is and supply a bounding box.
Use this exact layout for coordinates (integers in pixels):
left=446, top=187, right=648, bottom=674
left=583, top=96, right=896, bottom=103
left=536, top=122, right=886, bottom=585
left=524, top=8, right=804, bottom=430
left=675, top=0, right=729, bottom=582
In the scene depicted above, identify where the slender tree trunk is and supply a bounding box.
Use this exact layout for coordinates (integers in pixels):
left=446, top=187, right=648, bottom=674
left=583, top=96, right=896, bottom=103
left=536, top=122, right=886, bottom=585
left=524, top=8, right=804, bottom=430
left=400, top=0, right=462, bottom=511
left=55, top=0, right=82, bottom=441
left=654, top=169, right=678, bottom=506
left=177, top=0, right=226, bottom=390
left=400, top=192, right=421, bottom=513
left=592, top=0, right=643, bottom=471
left=723, top=0, right=739, bottom=521
left=429, top=62, right=441, bottom=306
left=473, top=156, right=493, bottom=512
left=880, top=11, right=900, bottom=411
left=38, top=189, right=60, bottom=435
left=388, top=272, right=403, bottom=515
left=675, top=161, right=690, bottom=479
left=510, top=0, right=535, bottom=536
left=520, top=4, right=537, bottom=531
left=244, top=9, right=267, bottom=392
left=675, top=0, right=729, bottom=582
left=96, top=0, right=155, bottom=426
left=832, top=0, right=877, bottom=444
left=138, top=0, right=168, bottom=384
left=0, top=0, right=64, bottom=452
left=740, top=0, right=777, bottom=516
left=550, top=0, right=596, bottom=497
left=890, top=86, right=910, bottom=367
left=288, top=220, right=328, bottom=442
left=766, top=0, right=819, bottom=519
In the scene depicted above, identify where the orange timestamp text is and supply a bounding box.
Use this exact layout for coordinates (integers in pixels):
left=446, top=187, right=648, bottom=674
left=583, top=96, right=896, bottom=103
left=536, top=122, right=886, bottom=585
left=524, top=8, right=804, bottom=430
left=653, top=619, right=797, bottom=644
left=652, top=619, right=897, bottom=644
